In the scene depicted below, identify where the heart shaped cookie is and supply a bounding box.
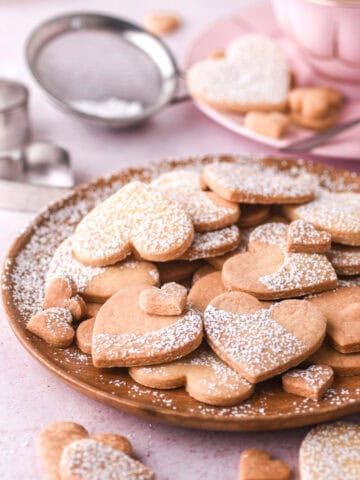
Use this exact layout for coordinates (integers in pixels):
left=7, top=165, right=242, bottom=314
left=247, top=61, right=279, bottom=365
left=187, top=34, right=289, bottom=113
left=157, top=260, right=203, bottom=283
left=204, top=292, right=326, bottom=383
left=179, top=225, right=240, bottom=261
left=72, top=181, right=194, bottom=266
left=203, top=161, right=315, bottom=204
left=287, top=220, right=331, bottom=253
left=188, top=271, right=226, bottom=312
left=222, top=223, right=337, bottom=300
left=43, top=277, right=87, bottom=321
left=92, top=285, right=203, bottom=367
left=192, top=264, right=217, bottom=284
left=308, top=286, right=360, bottom=353
left=48, top=237, right=160, bottom=302
left=282, top=364, right=334, bottom=401
left=283, top=189, right=360, bottom=246
left=60, top=438, right=155, bottom=480
left=239, top=448, right=291, bottom=480
left=139, top=282, right=187, bottom=316
left=76, top=317, right=95, bottom=354
left=153, top=181, right=240, bottom=232
left=130, top=344, right=254, bottom=406
left=300, top=422, right=360, bottom=479
left=310, top=342, right=360, bottom=376
left=27, top=308, right=74, bottom=348
left=327, top=244, right=360, bottom=276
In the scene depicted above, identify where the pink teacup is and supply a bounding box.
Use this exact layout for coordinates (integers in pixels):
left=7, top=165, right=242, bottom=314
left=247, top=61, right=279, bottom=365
left=271, top=0, right=360, bottom=83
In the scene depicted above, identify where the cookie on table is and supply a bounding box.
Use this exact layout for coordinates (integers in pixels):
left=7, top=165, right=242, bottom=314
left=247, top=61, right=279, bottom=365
left=282, top=364, right=334, bottom=401
left=222, top=222, right=337, bottom=300
left=204, top=291, right=326, bottom=383
left=179, top=225, right=240, bottom=261
left=300, top=422, right=360, bottom=480
left=187, top=34, right=290, bottom=113
left=310, top=342, right=360, bottom=377
left=72, top=181, right=194, bottom=266
left=239, top=448, right=291, bottom=480
left=287, top=220, right=331, bottom=253
left=143, top=12, right=180, bottom=35
left=308, top=286, right=360, bottom=353
left=92, top=285, right=203, bottom=368
left=203, top=161, right=315, bottom=204
left=139, top=282, right=187, bottom=316
left=238, top=204, right=270, bottom=228
left=130, top=344, right=254, bottom=407
left=283, top=189, right=360, bottom=246
left=47, top=238, right=159, bottom=302
left=27, top=308, right=74, bottom=348
left=327, top=244, right=360, bottom=276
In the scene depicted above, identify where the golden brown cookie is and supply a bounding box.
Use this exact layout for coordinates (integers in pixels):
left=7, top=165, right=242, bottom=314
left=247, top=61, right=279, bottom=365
left=289, top=86, right=342, bottom=120
left=130, top=344, right=254, bottom=407
left=143, top=12, right=180, bottom=35
left=238, top=204, right=270, bottom=228
left=292, top=109, right=338, bottom=131
left=75, top=317, right=95, bottom=354
left=327, top=244, right=360, bottom=276
left=92, top=285, right=203, bottom=368
left=222, top=223, right=337, bottom=300
left=282, top=364, right=334, bottom=401
left=192, top=264, right=217, bottom=284
left=283, top=189, right=360, bottom=246
left=43, top=277, right=76, bottom=309
left=72, top=181, right=194, bottom=266
left=239, top=448, right=291, bottom=480
left=151, top=168, right=206, bottom=191
left=310, top=342, right=360, bottom=376
left=157, top=260, right=203, bottom=283
left=206, top=227, right=253, bottom=269
left=287, top=220, right=331, bottom=253
left=244, top=111, right=289, bottom=139
left=204, top=291, right=326, bottom=383
left=300, top=422, right=360, bottom=480
left=308, top=286, right=360, bottom=353
left=188, top=271, right=226, bottom=312
left=85, top=302, right=103, bottom=318
left=203, top=161, right=315, bottom=204
left=27, top=308, right=74, bottom=348
left=179, top=226, right=240, bottom=261
left=48, top=238, right=160, bottom=302
left=139, top=282, right=187, bottom=316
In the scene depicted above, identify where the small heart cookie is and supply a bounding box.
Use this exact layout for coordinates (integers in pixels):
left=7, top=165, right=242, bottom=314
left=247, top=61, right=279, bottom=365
left=60, top=438, right=155, bottom=480
left=222, top=223, right=337, bottom=300
left=157, top=259, right=203, bottom=283
left=37, top=422, right=89, bottom=480
left=43, top=277, right=87, bottom=321
left=153, top=181, right=240, bottom=232
left=76, top=317, right=95, bottom=354
left=72, top=181, right=194, bottom=266
left=139, top=282, right=187, bottom=316
left=92, top=285, right=203, bottom=367
left=327, top=244, right=360, bottom=276
left=239, top=448, right=291, bottom=480
left=48, top=237, right=160, bottom=302
left=130, top=344, right=254, bottom=406
left=310, top=343, right=360, bottom=376
left=179, top=225, right=240, bottom=261
left=238, top=204, right=270, bottom=228
left=300, top=422, right=360, bottom=479
left=283, top=189, right=360, bottom=246
left=244, top=111, right=289, bottom=139
left=203, top=161, right=315, bottom=204
left=188, top=271, right=226, bottom=312
left=287, top=220, right=331, bottom=253
left=204, top=292, right=326, bottom=383
left=308, top=286, right=360, bottom=353
left=187, top=34, right=289, bottom=113
left=27, top=308, right=74, bottom=348
left=282, top=364, right=334, bottom=401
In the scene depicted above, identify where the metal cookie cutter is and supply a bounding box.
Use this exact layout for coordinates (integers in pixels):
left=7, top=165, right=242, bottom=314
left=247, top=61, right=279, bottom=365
left=26, top=12, right=188, bottom=128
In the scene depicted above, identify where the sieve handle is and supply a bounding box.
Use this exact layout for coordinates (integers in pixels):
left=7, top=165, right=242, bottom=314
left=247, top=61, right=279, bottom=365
left=169, top=70, right=191, bottom=105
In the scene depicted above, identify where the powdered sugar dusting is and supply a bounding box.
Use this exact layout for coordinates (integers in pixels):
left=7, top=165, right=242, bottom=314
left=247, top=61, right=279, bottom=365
left=288, top=219, right=331, bottom=246
left=283, top=365, right=333, bottom=390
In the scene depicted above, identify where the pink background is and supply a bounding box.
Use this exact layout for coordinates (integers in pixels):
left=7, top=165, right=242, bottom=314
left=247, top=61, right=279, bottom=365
left=0, top=1, right=359, bottom=479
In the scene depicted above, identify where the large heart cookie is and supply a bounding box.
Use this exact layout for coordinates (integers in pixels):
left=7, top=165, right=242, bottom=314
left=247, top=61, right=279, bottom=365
left=203, top=161, right=315, bottom=204
left=187, top=34, right=289, bottom=112
left=130, top=344, right=254, bottom=406
left=308, top=286, right=360, bottom=353
left=222, top=223, right=337, bottom=299
left=48, top=237, right=160, bottom=302
left=283, top=189, right=360, bottom=246
left=204, top=292, right=326, bottom=383
left=300, top=422, right=360, bottom=479
left=72, top=181, right=194, bottom=266
left=92, top=285, right=203, bottom=368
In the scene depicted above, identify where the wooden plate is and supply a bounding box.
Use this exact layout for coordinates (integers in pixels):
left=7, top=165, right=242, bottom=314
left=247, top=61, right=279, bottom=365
left=3, top=155, right=360, bottom=432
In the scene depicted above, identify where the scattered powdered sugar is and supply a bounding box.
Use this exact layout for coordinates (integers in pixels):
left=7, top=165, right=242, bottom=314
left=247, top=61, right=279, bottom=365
left=288, top=219, right=331, bottom=245
left=300, top=422, right=360, bottom=479
left=204, top=162, right=316, bottom=202
left=60, top=438, right=154, bottom=480
left=93, top=307, right=203, bottom=364
left=72, top=97, right=144, bottom=118
left=283, top=365, right=333, bottom=390
left=204, top=305, right=307, bottom=378
left=181, top=225, right=240, bottom=261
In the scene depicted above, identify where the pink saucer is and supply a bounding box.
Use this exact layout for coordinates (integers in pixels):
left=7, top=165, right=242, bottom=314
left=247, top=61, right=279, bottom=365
left=185, top=3, right=360, bottom=160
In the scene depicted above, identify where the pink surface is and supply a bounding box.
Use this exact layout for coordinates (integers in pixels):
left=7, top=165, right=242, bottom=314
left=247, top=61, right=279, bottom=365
left=0, top=1, right=359, bottom=479
left=186, top=4, right=360, bottom=158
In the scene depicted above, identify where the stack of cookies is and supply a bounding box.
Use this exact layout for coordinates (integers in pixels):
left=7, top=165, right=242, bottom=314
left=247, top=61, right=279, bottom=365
left=26, top=158, right=360, bottom=408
